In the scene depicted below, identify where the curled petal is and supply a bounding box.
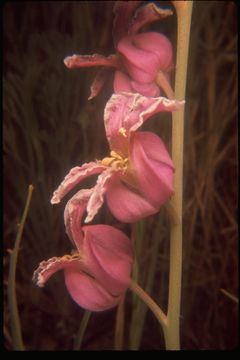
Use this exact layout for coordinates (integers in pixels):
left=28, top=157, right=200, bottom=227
left=64, top=189, right=93, bottom=249
left=88, top=68, right=113, bottom=100
left=128, top=3, right=173, bottom=35
left=33, top=255, right=123, bottom=311
left=85, top=167, right=119, bottom=223
left=128, top=95, right=185, bottom=133
left=117, top=33, right=173, bottom=83
left=32, top=255, right=81, bottom=287
left=64, top=53, right=120, bottom=69
left=112, top=1, right=142, bottom=47
left=104, top=92, right=185, bottom=150
left=130, top=131, right=174, bottom=208
left=106, top=176, right=158, bottom=223
left=51, top=162, right=105, bottom=204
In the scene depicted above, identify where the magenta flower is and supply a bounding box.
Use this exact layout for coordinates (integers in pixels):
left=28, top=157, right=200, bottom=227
left=33, top=190, right=134, bottom=312
left=64, top=2, right=174, bottom=99
left=51, top=92, right=184, bottom=223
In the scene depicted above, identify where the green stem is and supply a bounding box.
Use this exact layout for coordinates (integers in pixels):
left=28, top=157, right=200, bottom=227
left=114, top=297, right=125, bottom=350
left=73, top=310, right=91, bottom=350
left=166, top=1, right=193, bottom=350
left=8, top=184, right=34, bottom=350
left=129, top=221, right=146, bottom=349
left=129, top=281, right=167, bottom=337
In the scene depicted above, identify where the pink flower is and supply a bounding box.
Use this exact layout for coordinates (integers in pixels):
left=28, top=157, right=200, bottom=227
left=51, top=92, right=184, bottom=223
left=64, top=2, right=174, bottom=99
left=33, top=190, right=134, bottom=312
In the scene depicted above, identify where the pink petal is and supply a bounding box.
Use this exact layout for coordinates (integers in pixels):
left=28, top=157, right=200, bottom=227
left=84, top=225, right=133, bottom=274
left=81, top=225, right=133, bottom=294
left=85, top=167, right=119, bottom=223
left=32, top=255, right=81, bottom=287
left=127, top=95, right=185, bottom=133
left=64, top=53, right=120, bottom=69
left=128, top=3, right=173, bottom=35
left=105, top=176, right=158, bottom=223
left=51, top=162, right=105, bottom=204
left=117, top=33, right=173, bottom=83
left=130, top=131, right=174, bottom=207
left=88, top=68, right=113, bottom=100
left=84, top=224, right=133, bottom=260
left=114, top=70, right=134, bottom=93
left=130, top=80, right=160, bottom=97
left=63, top=191, right=133, bottom=293
left=104, top=93, right=184, bottom=151
left=114, top=71, right=160, bottom=97
left=64, top=189, right=93, bottom=249
left=64, top=268, right=122, bottom=311
left=112, top=1, right=142, bottom=47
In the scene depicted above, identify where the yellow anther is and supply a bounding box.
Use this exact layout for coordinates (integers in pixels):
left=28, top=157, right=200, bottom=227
left=101, top=156, right=116, bottom=167
left=62, top=252, right=81, bottom=261
left=101, top=150, right=128, bottom=170
left=62, top=254, right=73, bottom=261
left=119, top=127, right=127, bottom=137
left=110, top=150, right=123, bottom=160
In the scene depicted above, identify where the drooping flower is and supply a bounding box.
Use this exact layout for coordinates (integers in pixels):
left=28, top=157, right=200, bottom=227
left=64, top=2, right=174, bottom=99
left=51, top=92, right=184, bottom=223
left=33, top=190, right=134, bottom=312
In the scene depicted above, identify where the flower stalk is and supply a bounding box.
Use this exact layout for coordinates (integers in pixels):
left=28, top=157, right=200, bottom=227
left=131, top=3, right=193, bottom=350
left=166, top=1, right=193, bottom=350
left=130, top=281, right=168, bottom=335
left=114, top=298, right=125, bottom=350
left=8, top=184, right=34, bottom=350
left=73, top=311, right=91, bottom=350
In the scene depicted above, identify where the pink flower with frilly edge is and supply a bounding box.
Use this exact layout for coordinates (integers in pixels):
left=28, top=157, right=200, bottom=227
left=33, top=190, right=133, bottom=312
left=50, top=92, right=184, bottom=223
left=64, top=1, right=174, bottom=99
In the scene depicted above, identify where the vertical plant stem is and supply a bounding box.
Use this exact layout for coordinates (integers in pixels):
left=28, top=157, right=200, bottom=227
left=129, top=215, right=164, bottom=350
left=8, top=184, right=34, bottom=350
left=73, top=311, right=91, bottom=350
left=166, top=1, right=193, bottom=350
left=129, top=221, right=145, bottom=349
left=114, top=298, right=125, bottom=350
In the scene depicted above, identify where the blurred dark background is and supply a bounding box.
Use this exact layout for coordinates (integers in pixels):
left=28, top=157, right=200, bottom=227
left=3, top=1, right=238, bottom=350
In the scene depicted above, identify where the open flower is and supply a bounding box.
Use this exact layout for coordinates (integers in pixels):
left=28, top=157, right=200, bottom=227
left=51, top=92, right=184, bottom=223
left=33, top=190, right=134, bottom=312
left=64, top=1, right=174, bottom=99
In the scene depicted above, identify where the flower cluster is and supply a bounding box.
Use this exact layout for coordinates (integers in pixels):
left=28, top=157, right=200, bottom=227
left=33, top=1, right=184, bottom=312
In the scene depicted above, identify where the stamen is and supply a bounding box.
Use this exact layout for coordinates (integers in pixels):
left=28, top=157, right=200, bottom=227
left=110, top=151, right=123, bottom=160
left=119, top=127, right=127, bottom=137
left=101, top=150, right=129, bottom=170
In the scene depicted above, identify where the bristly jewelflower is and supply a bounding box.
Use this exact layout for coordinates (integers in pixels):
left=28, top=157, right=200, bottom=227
left=64, top=1, right=174, bottom=99
left=51, top=92, right=184, bottom=223
left=33, top=190, right=134, bottom=311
